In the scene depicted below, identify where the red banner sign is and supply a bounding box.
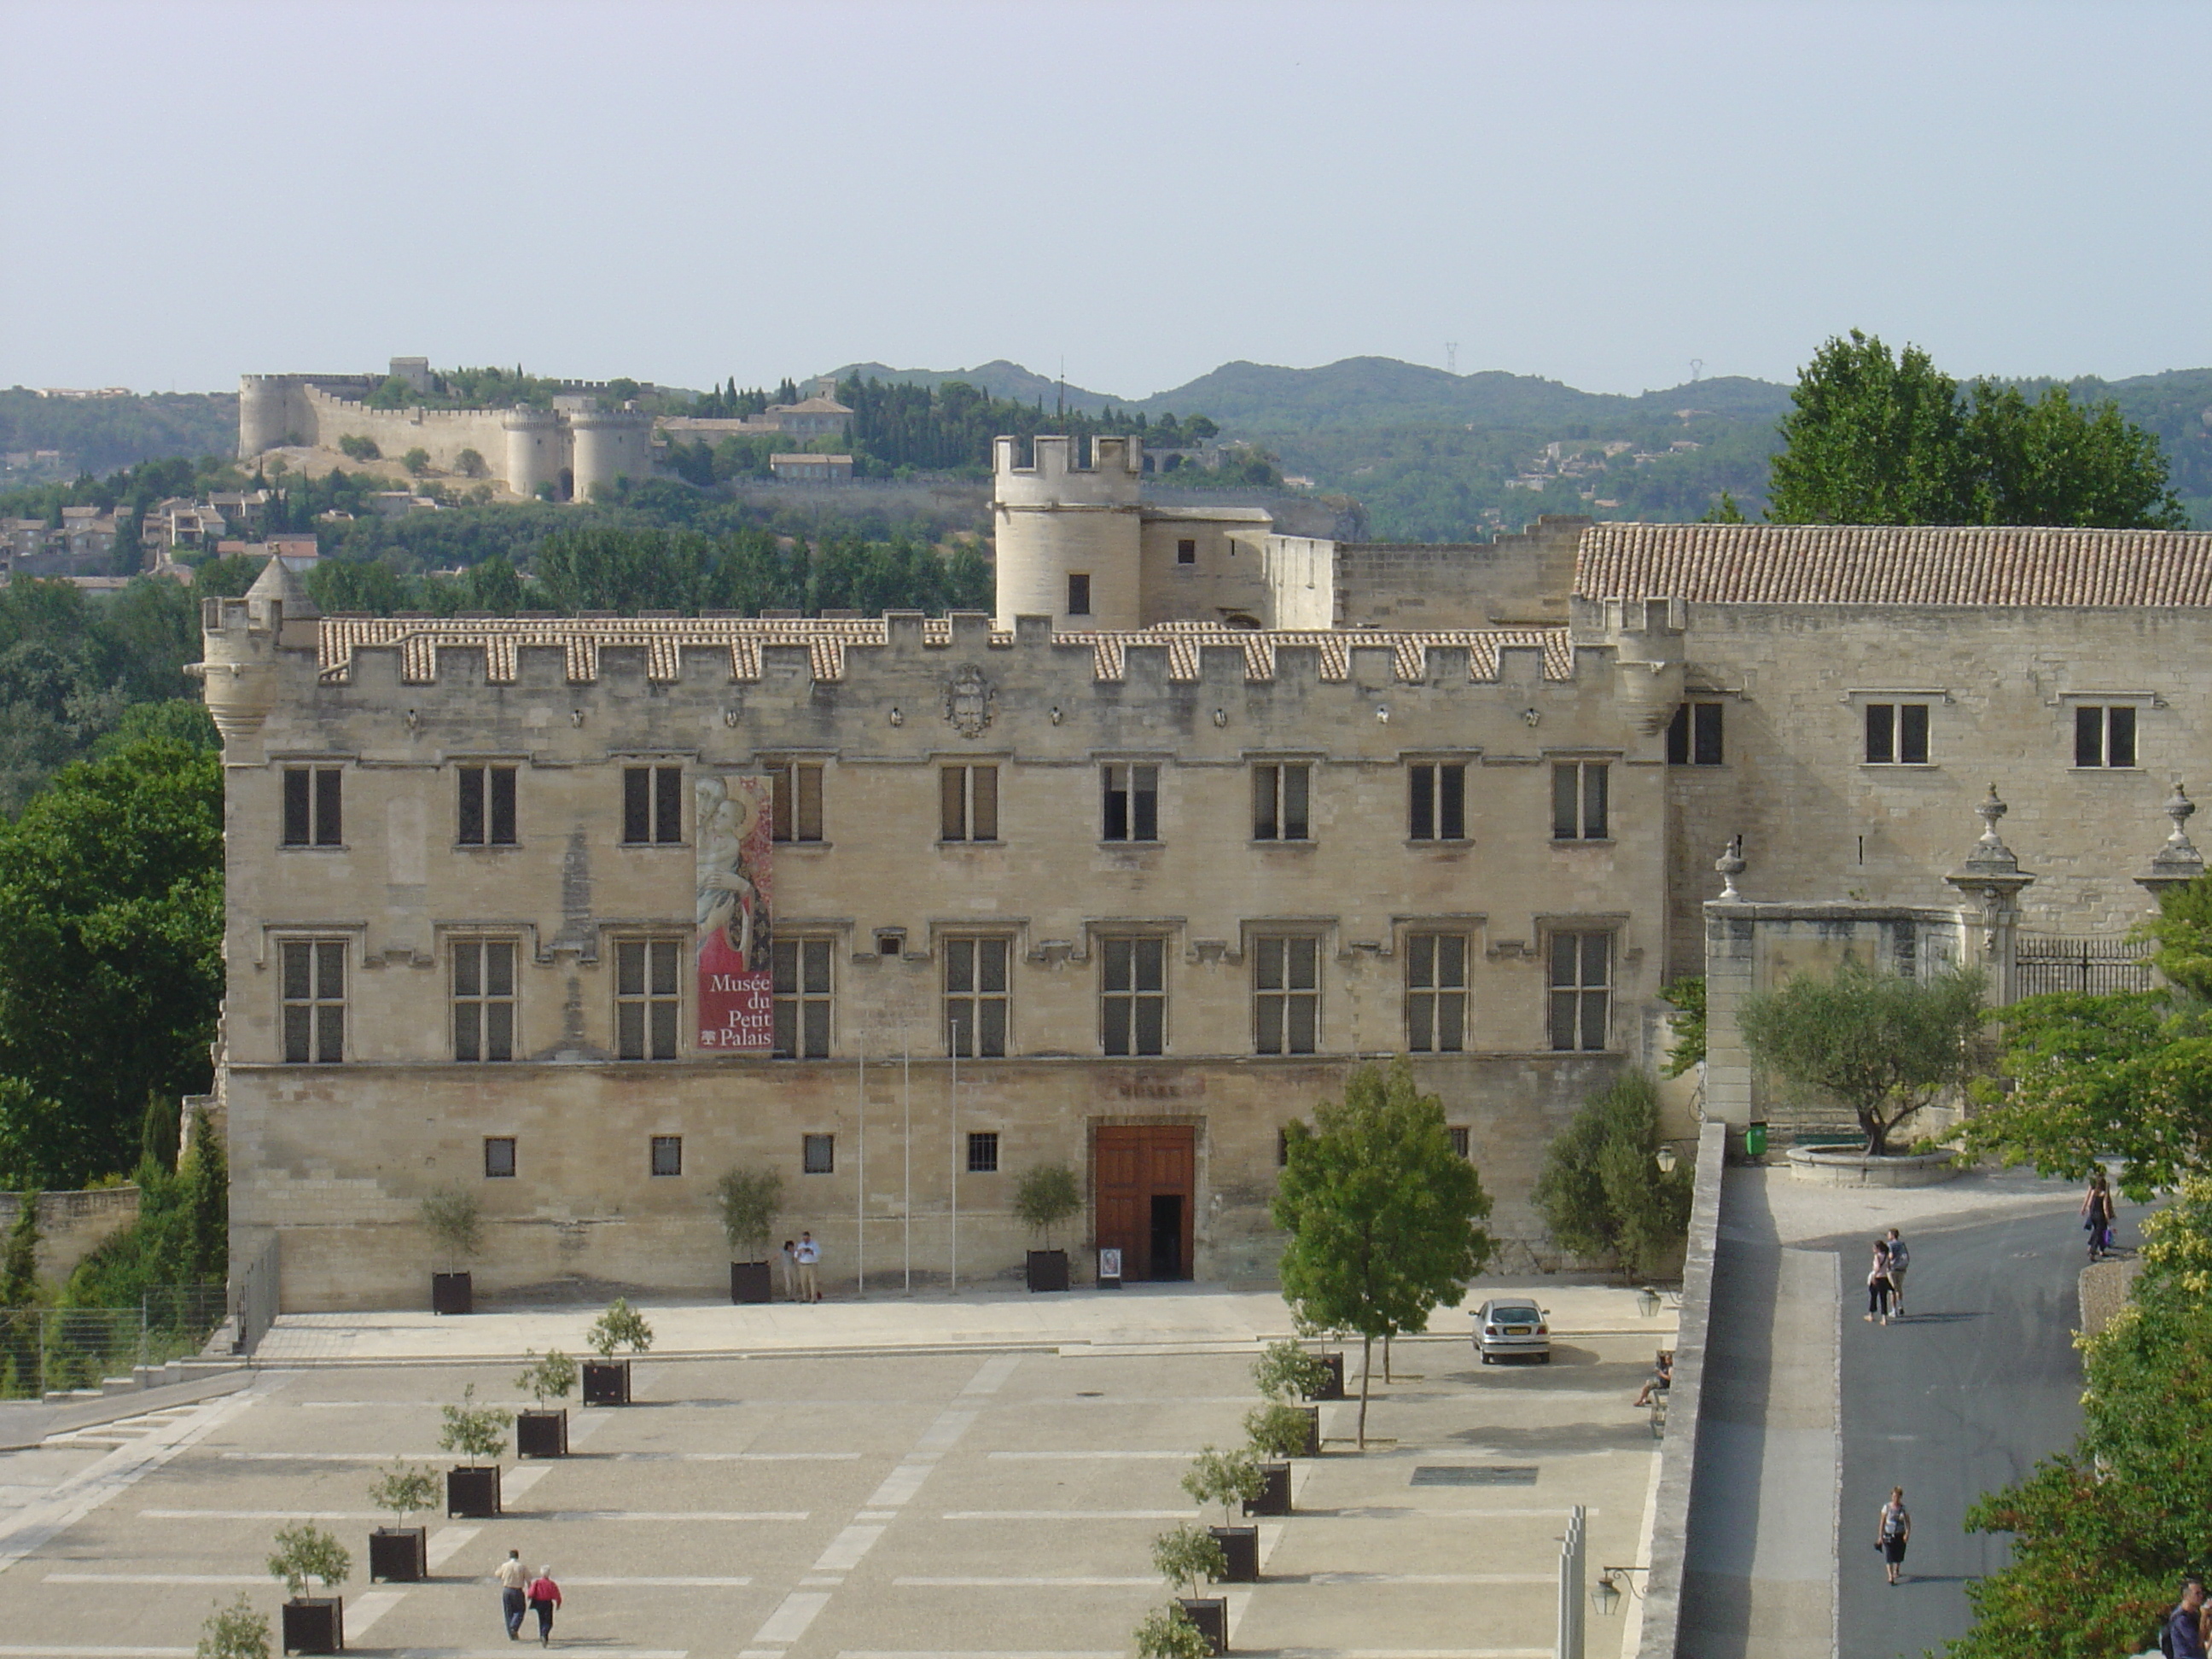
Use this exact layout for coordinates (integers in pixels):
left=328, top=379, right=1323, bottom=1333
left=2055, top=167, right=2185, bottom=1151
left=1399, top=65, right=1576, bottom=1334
left=696, top=774, right=774, bottom=1051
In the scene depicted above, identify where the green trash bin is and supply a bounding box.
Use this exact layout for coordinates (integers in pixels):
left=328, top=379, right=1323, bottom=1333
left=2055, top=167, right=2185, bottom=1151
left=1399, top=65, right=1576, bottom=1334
left=1744, top=1121, right=1768, bottom=1159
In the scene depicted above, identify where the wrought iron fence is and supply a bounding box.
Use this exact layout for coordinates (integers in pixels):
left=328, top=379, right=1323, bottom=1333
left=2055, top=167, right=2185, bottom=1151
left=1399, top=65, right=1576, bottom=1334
left=0, top=1286, right=226, bottom=1400
left=2015, top=934, right=2155, bottom=998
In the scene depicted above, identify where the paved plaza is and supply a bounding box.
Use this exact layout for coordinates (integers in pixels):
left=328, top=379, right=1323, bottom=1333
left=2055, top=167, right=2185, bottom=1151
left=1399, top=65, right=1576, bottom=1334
left=0, top=1285, right=1670, bottom=1658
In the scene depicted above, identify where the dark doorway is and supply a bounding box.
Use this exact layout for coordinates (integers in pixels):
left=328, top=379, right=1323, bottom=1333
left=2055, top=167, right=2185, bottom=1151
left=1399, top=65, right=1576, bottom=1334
left=1093, top=1124, right=1196, bottom=1281
left=1150, top=1195, right=1184, bottom=1280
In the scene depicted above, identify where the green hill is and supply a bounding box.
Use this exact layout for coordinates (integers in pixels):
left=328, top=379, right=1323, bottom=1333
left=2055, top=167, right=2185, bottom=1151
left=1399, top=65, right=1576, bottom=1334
left=0, top=388, right=238, bottom=476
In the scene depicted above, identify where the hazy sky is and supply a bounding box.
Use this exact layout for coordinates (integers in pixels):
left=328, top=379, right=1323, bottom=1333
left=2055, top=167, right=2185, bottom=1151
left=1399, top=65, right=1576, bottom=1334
left=3, top=0, right=2207, bottom=398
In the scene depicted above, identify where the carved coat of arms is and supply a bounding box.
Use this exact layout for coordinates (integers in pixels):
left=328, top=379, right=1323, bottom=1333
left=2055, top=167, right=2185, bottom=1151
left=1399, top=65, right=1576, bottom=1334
left=943, top=664, right=994, bottom=737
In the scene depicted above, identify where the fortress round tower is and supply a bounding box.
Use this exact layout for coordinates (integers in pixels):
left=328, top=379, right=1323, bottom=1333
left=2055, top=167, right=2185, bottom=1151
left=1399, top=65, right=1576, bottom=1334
left=237, top=375, right=300, bottom=459
left=569, top=409, right=655, bottom=503
left=992, top=434, right=1144, bottom=630
left=502, top=409, right=561, bottom=500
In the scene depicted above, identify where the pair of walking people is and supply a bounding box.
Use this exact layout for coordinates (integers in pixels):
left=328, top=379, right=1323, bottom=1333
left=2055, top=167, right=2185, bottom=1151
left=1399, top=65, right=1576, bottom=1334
left=496, top=1551, right=562, bottom=1645
left=1865, top=1228, right=1911, bottom=1324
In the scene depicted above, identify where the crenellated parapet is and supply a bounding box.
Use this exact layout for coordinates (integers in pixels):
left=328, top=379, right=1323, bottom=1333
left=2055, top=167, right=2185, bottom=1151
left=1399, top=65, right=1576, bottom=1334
left=189, top=560, right=321, bottom=760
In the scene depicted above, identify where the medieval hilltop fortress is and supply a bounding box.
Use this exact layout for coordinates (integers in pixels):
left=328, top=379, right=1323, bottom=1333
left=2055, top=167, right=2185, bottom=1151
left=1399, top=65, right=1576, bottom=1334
left=202, top=375, right=2212, bottom=1311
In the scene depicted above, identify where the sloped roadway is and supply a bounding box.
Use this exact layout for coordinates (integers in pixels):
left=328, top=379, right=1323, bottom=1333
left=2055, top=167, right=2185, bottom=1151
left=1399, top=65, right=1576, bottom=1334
left=1829, top=1193, right=2093, bottom=1659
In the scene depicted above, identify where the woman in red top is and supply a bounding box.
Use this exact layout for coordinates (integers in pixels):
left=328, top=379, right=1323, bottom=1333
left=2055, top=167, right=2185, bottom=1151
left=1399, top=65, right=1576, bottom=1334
left=527, top=1567, right=562, bottom=1647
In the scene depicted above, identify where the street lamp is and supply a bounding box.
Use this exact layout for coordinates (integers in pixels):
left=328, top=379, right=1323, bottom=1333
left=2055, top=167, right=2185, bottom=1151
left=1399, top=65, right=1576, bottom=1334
left=1592, top=1564, right=1648, bottom=1615
left=1655, top=1144, right=1679, bottom=1175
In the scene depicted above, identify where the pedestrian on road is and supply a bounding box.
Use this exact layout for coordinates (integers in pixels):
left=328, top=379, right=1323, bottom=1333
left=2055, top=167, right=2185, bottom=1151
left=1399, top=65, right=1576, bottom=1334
left=1876, top=1487, right=1911, bottom=1584
left=779, top=1238, right=798, bottom=1301
left=1883, top=1228, right=1911, bottom=1318
left=1866, top=1238, right=1895, bottom=1324
left=2166, top=1576, right=2207, bottom=1659
left=796, top=1231, right=821, bottom=1301
left=527, top=1565, right=562, bottom=1647
left=497, top=1549, right=530, bottom=1640
left=2083, top=1171, right=2116, bottom=1261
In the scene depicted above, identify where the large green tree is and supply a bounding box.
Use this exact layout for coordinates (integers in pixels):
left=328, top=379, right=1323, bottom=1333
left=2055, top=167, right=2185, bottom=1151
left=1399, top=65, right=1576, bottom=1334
left=1945, top=1175, right=2212, bottom=1658
left=1531, top=1071, right=1691, bottom=1278
left=0, top=734, right=224, bottom=1186
left=1767, top=331, right=2186, bottom=529
left=1738, top=957, right=1986, bottom=1155
left=1272, top=1058, right=1493, bottom=1447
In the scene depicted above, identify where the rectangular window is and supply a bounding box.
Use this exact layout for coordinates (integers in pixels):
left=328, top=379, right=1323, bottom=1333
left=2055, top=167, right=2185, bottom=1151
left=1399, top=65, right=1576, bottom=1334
left=484, top=1137, right=516, bottom=1179
left=772, top=937, right=832, bottom=1058
left=1548, top=931, right=1612, bottom=1052
left=1277, top=1127, right=1290, bottom=1168
left=621, top=765, right=684, bottom=844
left=967, top=1131, right=999, bottom=1173
left=1254, top=935, right=1320, bottom=1055
left=1252, top=763, right=1311, bottom=841
left=1409, top=762, right=1467, bottom=841
left=280, top=939, right=346, bottom=1063
left=649, top=1135, right=683, bottom=1177
left=766, top=761, right=825, bottom=843
left=1101, top=935, right=1167, bottom=1056
left=944, top=935, right=1010, bottom=1058
left=940, top=765, right=999, bottom=842
left=1067, top=573, right=1091, bottom=615
left=1666, top=703, right=1726, bottom=766
left=802, top=1132, right=835, bottom=1174
left=614, top=939, right=680, bottom=1060
left=2075, top=705, right=2139, bottom=769
left=1866, top=703, right=1930, bottom=765
left=1176, top=538, right=1196, bottom=565
left=1448, top=1126, right=1470, bottom=1160
left=457, top=765, right=518, bottom=845
left=1551, top=761, right=1610, bottom=841
left=451, top=940, right=516, bottom=1062
left=1406, top=932, right=1468, bottom=1053
left=281, top=767, right=343, bottom=847
left=1102, top=763, right=1159, bottom=842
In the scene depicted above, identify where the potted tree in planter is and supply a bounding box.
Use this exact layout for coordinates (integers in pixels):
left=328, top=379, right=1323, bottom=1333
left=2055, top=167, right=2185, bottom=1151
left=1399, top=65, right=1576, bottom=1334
left=422, top=1187, right=481, bottom=1316
left=1242, top=1403, right=1313, bottom=1515
left=514, top=1349, right=577, bottom=1458
left=1181, top=1446, right=1262, bottom=1582
left=198, top=1593, right=271, bottom=1659
left=1013, top=1162, right=1081, bottom=1292
left=583, top=1297, right=653, bottom=1405
left=1251, top=1340, right=1329, bottom=1458
left=1150, top=1522, right=1229, bottom=1655
left=715, top=1167, right=782, bottom=1305
left=267, top=1521, right=349, bottom=1655
left=364, top=1460, right=438, bottom=1581
left=439, top=1383, right=510, bottom=1517
left=1132, top=1602, right=1214, bottom=1659
left=1285, top=1318, right=1348, bottom=1400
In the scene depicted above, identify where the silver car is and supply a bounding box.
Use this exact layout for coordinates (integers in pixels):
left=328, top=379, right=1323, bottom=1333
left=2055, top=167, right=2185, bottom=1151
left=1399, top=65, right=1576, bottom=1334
left=1474, top=1298, right=1551, bottom=1364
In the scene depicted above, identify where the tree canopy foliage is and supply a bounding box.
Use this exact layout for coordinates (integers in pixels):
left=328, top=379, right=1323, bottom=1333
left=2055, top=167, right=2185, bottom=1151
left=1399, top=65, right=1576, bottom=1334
left=1272, top=1058, right=1493, bottom=1446
left=1969, top=876, right=2212, bottom=1196
left=1946, top=1176, right=2212, bottom=1658
left=1739, top=957, right=1986, bottom=1155
left=1531, top=1071, right=1691, bottom=1278
left=1767, top=331, right=2186, bottom=528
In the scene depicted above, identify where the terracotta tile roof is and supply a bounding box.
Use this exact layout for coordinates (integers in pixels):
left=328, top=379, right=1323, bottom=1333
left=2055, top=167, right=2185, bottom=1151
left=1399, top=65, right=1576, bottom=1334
left=315, top=616, right=1570, bottom=687
left=1575, top=522, right=2212, bottom=607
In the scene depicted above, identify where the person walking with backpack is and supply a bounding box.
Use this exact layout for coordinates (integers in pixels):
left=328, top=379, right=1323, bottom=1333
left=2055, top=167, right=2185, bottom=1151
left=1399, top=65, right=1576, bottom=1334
left=2083, top=1171, right=2116, bottom=1262
left=2164, top=1576, right=2207, bottom=1658
left=1883, top=1229, right=1911, bottom=1319
left=527, top=1565, right=562, bottom=1647
left=1876, top=1487, right=1911, bottom=1585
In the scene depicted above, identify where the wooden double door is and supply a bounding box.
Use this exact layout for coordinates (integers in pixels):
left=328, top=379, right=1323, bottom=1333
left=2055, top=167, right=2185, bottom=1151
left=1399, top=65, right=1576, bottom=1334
left=1093, top=1125, right=1196, bottom=1282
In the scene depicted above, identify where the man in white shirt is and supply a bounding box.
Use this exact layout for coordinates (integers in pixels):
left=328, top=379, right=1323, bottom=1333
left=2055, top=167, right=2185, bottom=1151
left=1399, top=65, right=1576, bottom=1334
left=497, top=1549, right=531, bottom=1640
left=795, top=1231, right=821, bottom=1302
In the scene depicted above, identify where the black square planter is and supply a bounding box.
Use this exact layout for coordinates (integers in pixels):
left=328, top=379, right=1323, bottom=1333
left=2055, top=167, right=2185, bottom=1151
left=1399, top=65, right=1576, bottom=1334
left=1244, top=1460, right=1292, bottom=1516
left=430, top=1272, right=472, bottom=1316
left=446, top=1464, right=500, bottom=1517
left=1177, top=1596, right=1229, bottom=1654
left=515, top=1408, right=568, bottom=1458
left=731, top=1260, right=772, bottom=1304
left=1312, top=1351, right=1347, bottom=1400
left=281, top=1597, right=344, bottom=1655
left=583, top=1358, right=631, bottom=1406
left=367, top=1526, right=425, bottom=1582
left=1209, top=1523, right=1260, bottom=1583
left=1295, top=1404, right=1322, bottom=1457
left=1025, top=1249, right=1069, bottom=1293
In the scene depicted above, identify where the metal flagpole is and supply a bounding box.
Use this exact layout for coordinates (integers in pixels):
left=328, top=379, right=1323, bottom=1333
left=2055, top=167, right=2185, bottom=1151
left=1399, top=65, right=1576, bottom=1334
left=902, top=1045, right=912, bottom=1294
left=949, top=1044, right=958, bottom=1292
left=855, top=1044, right=864, bottom=1298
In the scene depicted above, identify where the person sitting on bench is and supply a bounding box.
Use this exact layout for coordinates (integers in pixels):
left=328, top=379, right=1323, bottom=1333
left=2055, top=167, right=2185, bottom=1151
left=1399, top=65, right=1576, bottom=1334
left=1634, top=1351, right=1674, bottom=1408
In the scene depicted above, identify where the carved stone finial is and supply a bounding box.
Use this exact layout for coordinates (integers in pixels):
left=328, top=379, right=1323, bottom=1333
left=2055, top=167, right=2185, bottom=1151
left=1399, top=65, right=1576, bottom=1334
left=2165, top=783, right=2199, bottom=852
left=2139, top=782, right=2206, bottom=899
left=1714, top=835, right=1745, bottom=901
left=1961, top=785, right=2021, bottom=876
